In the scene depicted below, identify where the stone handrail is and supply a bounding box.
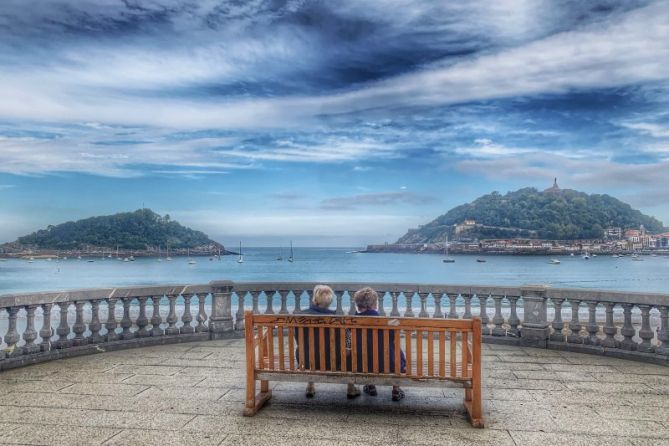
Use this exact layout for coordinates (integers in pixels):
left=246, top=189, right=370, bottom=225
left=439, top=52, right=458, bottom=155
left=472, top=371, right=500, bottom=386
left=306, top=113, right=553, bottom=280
left=1, top=281, right=667, bottom=371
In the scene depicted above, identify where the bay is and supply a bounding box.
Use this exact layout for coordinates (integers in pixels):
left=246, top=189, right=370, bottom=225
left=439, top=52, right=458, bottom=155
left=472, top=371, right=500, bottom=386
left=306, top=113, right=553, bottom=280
left=2, top=248, right=669, bottom=295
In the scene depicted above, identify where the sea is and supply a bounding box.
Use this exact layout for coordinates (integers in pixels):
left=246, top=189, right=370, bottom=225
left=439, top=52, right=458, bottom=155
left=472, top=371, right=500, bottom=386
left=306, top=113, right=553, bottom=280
left=2, top=248, right=669, bottom=295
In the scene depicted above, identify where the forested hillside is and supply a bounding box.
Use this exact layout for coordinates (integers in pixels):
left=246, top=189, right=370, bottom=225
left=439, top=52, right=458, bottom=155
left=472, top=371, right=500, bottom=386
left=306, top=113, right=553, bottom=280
left=398, top=187, right=664, bottom=243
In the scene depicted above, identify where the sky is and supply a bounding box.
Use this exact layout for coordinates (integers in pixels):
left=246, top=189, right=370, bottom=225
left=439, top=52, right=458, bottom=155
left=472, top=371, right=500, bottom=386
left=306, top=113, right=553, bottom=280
left=1, top=0, right=669, bottom=247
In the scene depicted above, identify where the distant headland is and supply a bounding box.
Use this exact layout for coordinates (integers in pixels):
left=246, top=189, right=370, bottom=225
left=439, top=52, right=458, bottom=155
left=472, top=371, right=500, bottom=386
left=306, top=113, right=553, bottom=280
left=365, top=181, right=669, bottom=255
left=0, top=209, right=232, bottom=259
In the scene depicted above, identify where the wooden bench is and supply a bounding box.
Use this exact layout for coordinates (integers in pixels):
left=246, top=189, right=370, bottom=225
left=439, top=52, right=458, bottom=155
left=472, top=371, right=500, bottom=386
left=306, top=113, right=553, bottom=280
left=243, top=311, right=484, bottom=427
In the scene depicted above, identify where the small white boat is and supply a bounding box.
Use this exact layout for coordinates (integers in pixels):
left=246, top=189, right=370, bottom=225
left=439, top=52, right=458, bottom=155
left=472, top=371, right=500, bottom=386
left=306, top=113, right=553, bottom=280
left=188, top=259, right=197, bottom=265
left=237, top=242, right=244, bottom=264
left=582, top=253, right=590, bottom=260
left=129, top=255, right=135, bottom=261
left=442, top=238, right=455, bottom=263
left=476, top=258, right=486, bottom=263
left=549, top=259, right=560, bottom=264
left=123, top=257, right=129, bottom=262
left=632, top=256, right=644, bottom=261
left=570, top=253, right=575, bottom=256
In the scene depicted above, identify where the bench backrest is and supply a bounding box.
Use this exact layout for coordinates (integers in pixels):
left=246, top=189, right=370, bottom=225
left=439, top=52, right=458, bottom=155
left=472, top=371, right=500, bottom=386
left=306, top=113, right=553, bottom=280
left=244, top=311, right=481, bottom=382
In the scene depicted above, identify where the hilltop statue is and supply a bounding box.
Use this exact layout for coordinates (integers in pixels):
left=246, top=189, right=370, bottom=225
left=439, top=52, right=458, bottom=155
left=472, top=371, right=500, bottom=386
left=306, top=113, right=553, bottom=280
left=545, top=177, right=560, bottom=193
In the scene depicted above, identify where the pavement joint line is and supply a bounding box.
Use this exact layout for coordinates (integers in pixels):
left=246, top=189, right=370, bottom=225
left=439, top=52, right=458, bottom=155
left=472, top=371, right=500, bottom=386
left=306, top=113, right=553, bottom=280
left=118, top=374, right=137, bottom=383
left=132, top=386, right=153, bottom=397
left=215, top=388, right=233, bottom=401
left=99, top=428, right=124, bottom=445
left=55, top=382, right=76, bottom=392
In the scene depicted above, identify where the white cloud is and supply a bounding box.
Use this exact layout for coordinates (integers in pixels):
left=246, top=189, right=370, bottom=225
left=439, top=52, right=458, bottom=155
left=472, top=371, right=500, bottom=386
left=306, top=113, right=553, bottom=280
left=620, top=122, right=669, bottom=138
left=1, top=2, right=668, bottom=130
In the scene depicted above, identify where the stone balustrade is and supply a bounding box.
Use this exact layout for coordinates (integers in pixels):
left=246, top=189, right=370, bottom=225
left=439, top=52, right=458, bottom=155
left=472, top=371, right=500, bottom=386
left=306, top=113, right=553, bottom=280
left=1, top=281, right=667, bottom=371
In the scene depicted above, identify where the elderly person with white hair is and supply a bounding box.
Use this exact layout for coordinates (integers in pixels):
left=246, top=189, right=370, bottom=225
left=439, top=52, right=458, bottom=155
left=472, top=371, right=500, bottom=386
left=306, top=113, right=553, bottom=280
left=296, top=284, right=360, bottom=399
left=352, top=286, right=406, bottom=401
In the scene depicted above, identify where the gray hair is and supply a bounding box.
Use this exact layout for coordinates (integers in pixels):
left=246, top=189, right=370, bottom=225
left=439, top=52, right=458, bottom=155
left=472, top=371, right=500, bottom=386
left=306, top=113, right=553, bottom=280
left=312, top=284, right=334, bottom=308
left=353, top=287, right=378, bottom=311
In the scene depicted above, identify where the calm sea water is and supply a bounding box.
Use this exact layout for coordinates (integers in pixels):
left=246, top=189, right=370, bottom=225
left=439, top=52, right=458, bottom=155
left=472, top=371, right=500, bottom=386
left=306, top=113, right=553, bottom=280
left=2, top=248, right=669, bottom=295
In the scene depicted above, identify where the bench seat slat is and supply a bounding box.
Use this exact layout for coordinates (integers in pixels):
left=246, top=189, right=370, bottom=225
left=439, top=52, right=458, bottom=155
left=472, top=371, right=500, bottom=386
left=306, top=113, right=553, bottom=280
left=256, top=371, right=473, bottom=388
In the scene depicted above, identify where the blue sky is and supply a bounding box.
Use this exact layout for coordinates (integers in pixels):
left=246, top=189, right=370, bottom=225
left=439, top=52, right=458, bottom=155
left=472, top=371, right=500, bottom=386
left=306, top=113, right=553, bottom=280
left=1, top=0, right=669, bottom=246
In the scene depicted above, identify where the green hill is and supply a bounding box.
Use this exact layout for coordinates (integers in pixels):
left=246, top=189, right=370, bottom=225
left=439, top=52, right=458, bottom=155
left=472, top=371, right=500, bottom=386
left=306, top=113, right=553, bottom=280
left=14, top=209, right=221, bottom=250
left=397, top=186, right=665, bottom=242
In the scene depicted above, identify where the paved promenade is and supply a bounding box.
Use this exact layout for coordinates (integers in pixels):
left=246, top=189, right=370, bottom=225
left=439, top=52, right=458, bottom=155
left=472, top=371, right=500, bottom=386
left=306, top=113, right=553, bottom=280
left=0, top=340, right=667, bottom=446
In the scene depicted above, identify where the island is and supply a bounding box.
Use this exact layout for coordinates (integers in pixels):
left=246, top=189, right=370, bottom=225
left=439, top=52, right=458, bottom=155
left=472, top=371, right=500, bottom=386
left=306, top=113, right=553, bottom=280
left=0, top=208, right=230, bottom=259
left=365, top=180, right=669, bottom=255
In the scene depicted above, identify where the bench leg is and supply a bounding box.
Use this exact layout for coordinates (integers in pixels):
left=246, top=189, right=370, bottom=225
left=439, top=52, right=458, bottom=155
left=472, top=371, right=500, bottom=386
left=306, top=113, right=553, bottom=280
left=463, top=386, right=484, bottom=428
left=243, top=379, right=272, bottom=417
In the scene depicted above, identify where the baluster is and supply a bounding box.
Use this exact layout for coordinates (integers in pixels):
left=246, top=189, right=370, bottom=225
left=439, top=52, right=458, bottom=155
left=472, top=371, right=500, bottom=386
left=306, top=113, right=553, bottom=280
left=165, top=294, right=179, bottom=335
left=39, top=303, right=53, bottom=351
left=656, top=306, right=669, bottom=355
left=89, top=300, right=103, bottom=343
left=334, top=291, right=344, bottom=315
left=305, top=290, right=313, bottom=311
left=447, top=294, right=458, bottom=319
left=264, top=291, right=275, bottom=314
left=567, top=299, right=583, bottom=344
left=106, top=298, right=119, bottom=342
left=418, top=292, right=428, bottom=318
left=180, top=294, right=194, bottom=334
left=491, top=296, right=505, bottom=336
left=348, top=291, right=357, bottom=315
left=120, top=297, right=135, bottom=340
left=251, top=292, right=260, bottom=313
left=137, top=297, right=150, bottom=337
left=197, top=293, right=209, bottom=333
left=235, top=292, right=245, bottom=329
left=479, top=294, right=490, bottom=332
left=72, top=301, right=87, bottom=346
left=4, top=307, right=21, bottom=356
left=432, top=293, right=443, bottom=318
left=0, top=310, right=4, bottom=360
left=294, top=290, right=303, bottom=313
left=23, top=305, right=39, bottom=354
left=404, top=291, right=415, bottom=317
left=507, top=295, right=520, bottom=336
left=463, top=295, right=472, bottom=319
left=151, top=296, right=164, bottom=336
left=550, top=298, right=565, bottom=342
left=390, top=292, right=400, bottom=317
left=279, top=291, right=289, bottom=314
left=378, top=291, right=386, bottom=316
left=585, top=301, right=599, bottom=345
left=600, top=302, right=618, bottom=348
left=637, top=305, right=655, bottom=353
left=55, top=302, right=71, bottom=349
left=620, top=304, right=636, bottom=350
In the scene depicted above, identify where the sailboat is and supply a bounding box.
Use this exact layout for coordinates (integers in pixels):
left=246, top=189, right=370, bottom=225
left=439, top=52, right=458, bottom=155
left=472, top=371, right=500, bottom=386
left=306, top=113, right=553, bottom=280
left=188, top=248, right=196, bottom=265
left=237, top=242, right=244, bottom=263
left=288, top=241, right=294, bottom=263
left=442, top=238, right=455, bottom=263
left=166, top=244, right=172, bottom=261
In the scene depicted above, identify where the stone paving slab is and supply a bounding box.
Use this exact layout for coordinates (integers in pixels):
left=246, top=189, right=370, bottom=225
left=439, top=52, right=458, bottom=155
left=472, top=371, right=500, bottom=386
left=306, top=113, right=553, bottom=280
left=0, top=339, right=668, bottom=446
